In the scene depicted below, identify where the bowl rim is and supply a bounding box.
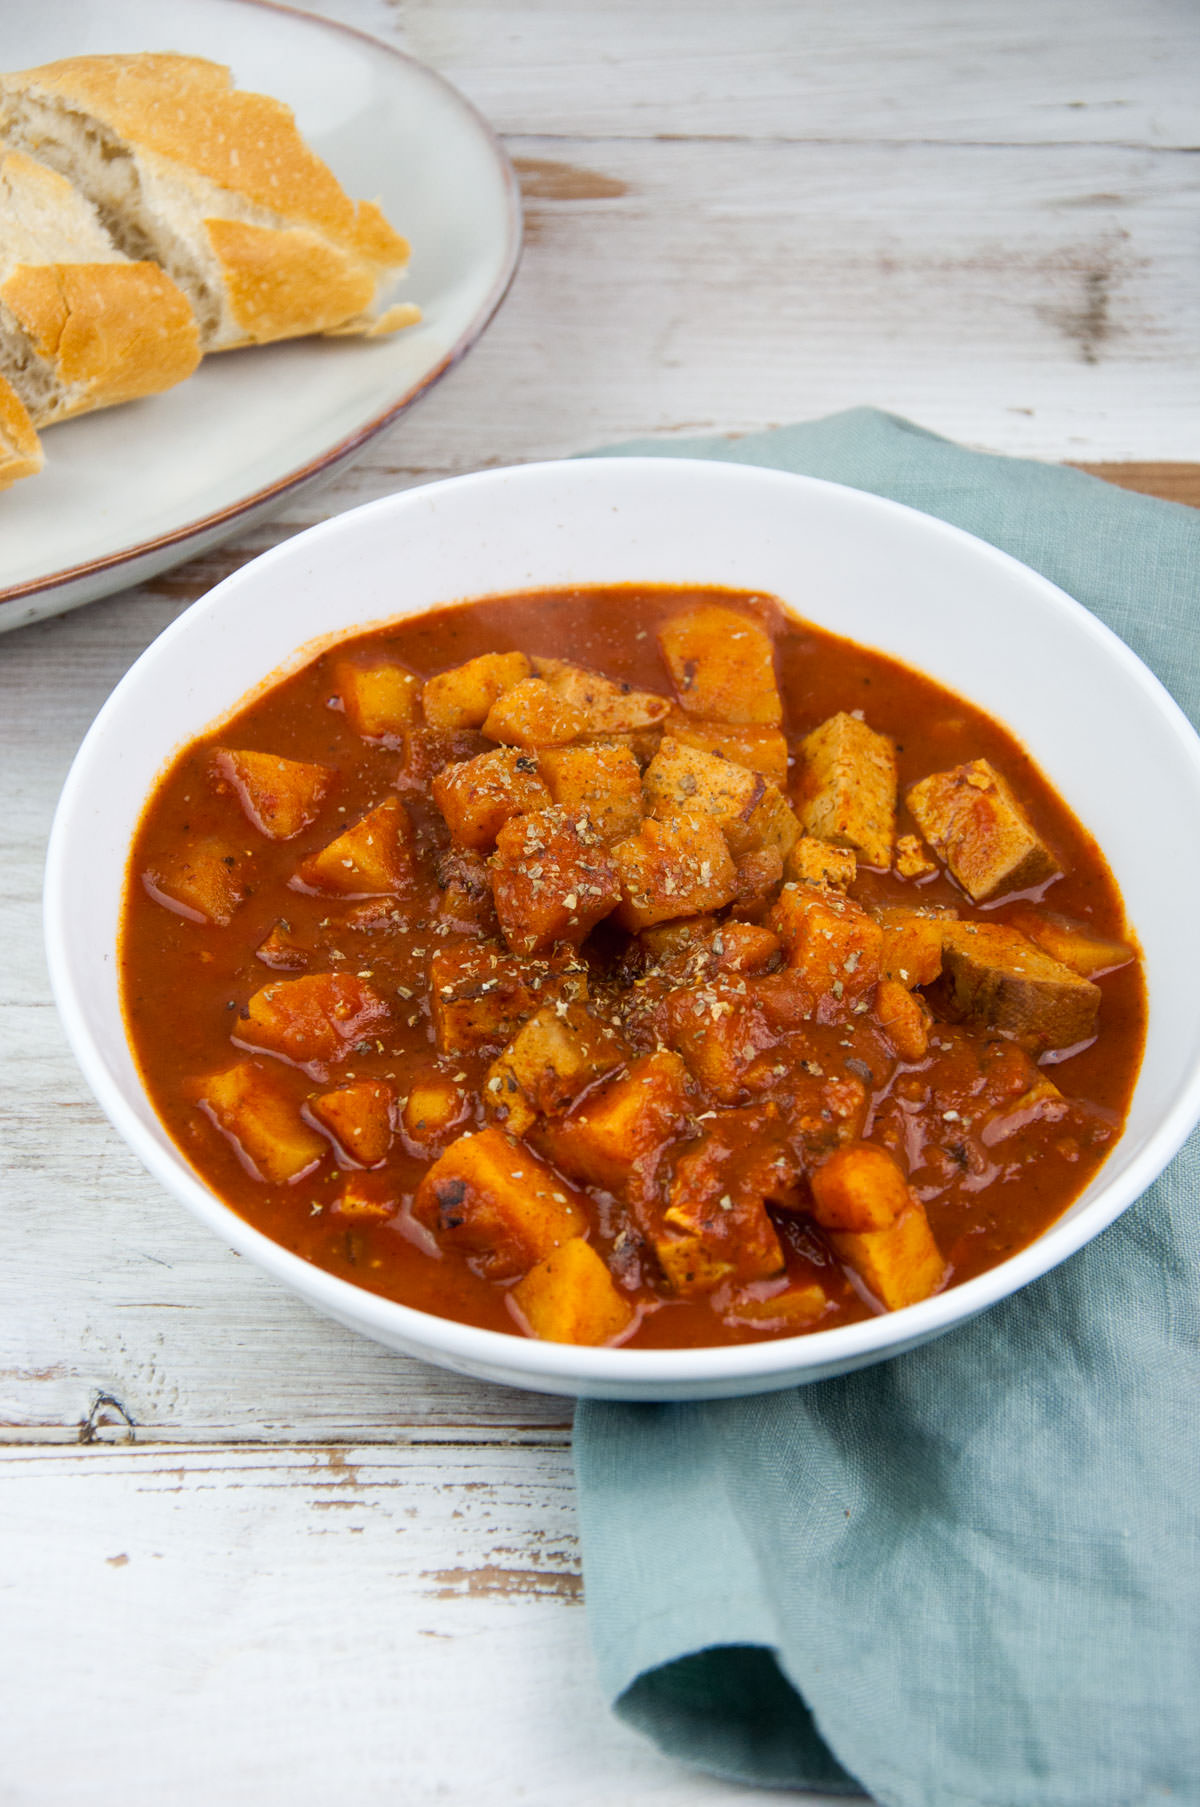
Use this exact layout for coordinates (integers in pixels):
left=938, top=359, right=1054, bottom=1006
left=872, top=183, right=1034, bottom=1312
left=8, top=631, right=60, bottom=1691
left=43, top=456, right=1200, bottom=1391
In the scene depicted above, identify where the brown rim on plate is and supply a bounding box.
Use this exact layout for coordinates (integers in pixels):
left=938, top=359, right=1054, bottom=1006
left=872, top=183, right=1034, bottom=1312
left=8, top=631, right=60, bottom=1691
left=0, top=0, right=523, bottom=611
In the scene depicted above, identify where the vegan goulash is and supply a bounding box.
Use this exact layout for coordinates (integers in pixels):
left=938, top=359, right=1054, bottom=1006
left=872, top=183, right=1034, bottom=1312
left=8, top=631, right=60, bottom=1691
left=120, top=588, right=1145, bottom=1348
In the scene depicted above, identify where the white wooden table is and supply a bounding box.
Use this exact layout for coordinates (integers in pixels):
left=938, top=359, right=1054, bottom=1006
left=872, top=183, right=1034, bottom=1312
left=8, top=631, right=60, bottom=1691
left=3, top=4, right=1197, bottom=1801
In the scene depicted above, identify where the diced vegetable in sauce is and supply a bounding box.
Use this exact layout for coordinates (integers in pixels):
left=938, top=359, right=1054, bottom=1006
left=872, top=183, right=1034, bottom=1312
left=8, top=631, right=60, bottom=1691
left=121, top=587, right=1145, bottom=1349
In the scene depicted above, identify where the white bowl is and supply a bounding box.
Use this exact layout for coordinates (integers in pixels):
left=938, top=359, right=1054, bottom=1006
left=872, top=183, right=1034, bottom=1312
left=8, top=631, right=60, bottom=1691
left=44, top=459, right=1200, bottom=1400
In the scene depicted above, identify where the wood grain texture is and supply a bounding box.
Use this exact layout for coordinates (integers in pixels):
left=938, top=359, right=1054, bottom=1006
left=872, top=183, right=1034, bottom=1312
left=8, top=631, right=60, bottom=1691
left=2, top=3, right=1197, bottom=1799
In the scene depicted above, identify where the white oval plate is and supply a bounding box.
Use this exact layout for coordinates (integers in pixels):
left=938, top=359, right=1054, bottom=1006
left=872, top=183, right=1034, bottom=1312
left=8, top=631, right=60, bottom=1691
left=44, top=458, right=1200, bottom=1401
left=0, top=0, right=521, bottom=633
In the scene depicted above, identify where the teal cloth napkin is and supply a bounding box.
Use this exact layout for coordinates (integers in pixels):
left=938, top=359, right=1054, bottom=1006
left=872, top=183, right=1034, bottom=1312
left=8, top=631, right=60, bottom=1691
left=574, top=410, right=1200, bottom=1806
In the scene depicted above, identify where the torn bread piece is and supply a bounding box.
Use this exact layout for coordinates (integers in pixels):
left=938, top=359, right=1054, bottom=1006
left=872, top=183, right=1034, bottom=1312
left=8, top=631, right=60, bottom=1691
left=0, top=370, right=41, bottom=488
left=0, top=55, right=417, bottom=351
left=0, top=141, right=200, bottom=428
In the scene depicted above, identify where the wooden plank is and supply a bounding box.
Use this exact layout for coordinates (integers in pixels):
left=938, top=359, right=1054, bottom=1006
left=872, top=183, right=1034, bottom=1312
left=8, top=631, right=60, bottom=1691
left=345, top=0, right=1199, bottom=147
left=1073, top=462, right=1200, bottom=506
left=0, top=1441, right=839, bottom=1807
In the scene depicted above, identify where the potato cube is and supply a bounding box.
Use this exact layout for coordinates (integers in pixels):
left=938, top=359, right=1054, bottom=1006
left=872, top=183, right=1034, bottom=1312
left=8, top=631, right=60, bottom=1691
left=211, top=748, right=335, bottom=840
left=299, top=797, right=414, bottom=895
left=237, top=972, right=389, bottom=1071
left=768, top=884, right=882, bottom=1011
left=712, top=921, right=782, bottom=974
left=485, top=1003, right=626, bottom=1136
left=531, top=655, right=670, bottom=734
left=482, top=678, right=587, bottom=748
left=940, top=921, right=1100, bottom=1050
left=797, top=712, right=897, bottom=869
left=662, top=710, right=789, bottom=785
left=810, top=1140, right=911, bottom=1232
left=660, top=1121, right=788, bottom=1288
left=643, top=738, right=800, bottom=861
left=334, top=658, right=421, bottom=739
left=433, top=748, right=551, bottom=851
left=654, top=1236, right=736, bottom=1296
left=1006, top=906, right=1134, bottom=979
left=255, top=919, right=312, bottom=971
left=827, top=1203, right=947, bottom=1311
left=906, top=759, right=1059, bottom=902
left=510, top=1238, right=635, bottom=1344
left=657, top=605, right=782, bottom=725
left=721, top=1283, right=830, bottom=1331
left=333, top=1173, right=401, bottom=1221
left=422, top=652, right=532, bottom=730
left=538, top=742, right=644, bottom=842
left=786, top=836, right=857, bottom=891
left=195, top=1060, right=325, bottom=1183
left=143, top=838, right=252, bottom=927
left=543, top=1049, right=692, bottom=1193
left=874, top=977, right=931, bottom=1061
left=309, top=1078, right=395, bottom=1166
left=402, top=1077, right=471, bottom=1152
left=429, top=940, right=587, bottom=1055
left=612, top=812, right=738, bottom=931
left=873, top=906, right=950, bottom=988
left=491, top=808, right=621, bottom=955
left=412, top=1126, right=587, bottom=1279
left=979, top=1073, right=1068, bottom=1149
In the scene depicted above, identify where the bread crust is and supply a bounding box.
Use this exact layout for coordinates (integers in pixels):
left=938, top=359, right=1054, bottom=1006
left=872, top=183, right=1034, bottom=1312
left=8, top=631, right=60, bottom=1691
left=0, top=371, right=42, bottom=488
left=2, top=261, right=201, bottom=423
left=204, top=217, right=376, bottom=345
left=4, top=56, right=410, bottom=270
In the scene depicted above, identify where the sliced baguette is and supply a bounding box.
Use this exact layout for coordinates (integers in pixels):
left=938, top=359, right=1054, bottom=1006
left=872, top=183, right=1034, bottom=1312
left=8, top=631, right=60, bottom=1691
left=0, top=141, right=201, bottom=427
left=0, top=370, right=42, bottom=488
left=0, top=55, right=419, bottom=351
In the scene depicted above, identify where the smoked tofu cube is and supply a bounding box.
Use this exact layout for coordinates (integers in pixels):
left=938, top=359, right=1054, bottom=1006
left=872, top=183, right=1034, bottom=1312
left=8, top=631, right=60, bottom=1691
left=785, top=836, right=857, bottom=890
left=768, top=883, right=882, bottom=1011
left=1006, top=906, right=1135, bottom=979
left=654, top=1236, right=736, bottom=1296
left=810, top=1141, right=910, bottom=1232
left=255, top=919, right=312, bottom=971
left=422, top=652, right=532, bottom=731
left=722, top=1283, right=830, bottom=1331
left=827, top=1203, right=947, bottom=1312
left=433, top=748, right=551, bottom=851
left=144, top=838, right=251, bottom=927
left=797, top=712, right=897, bottom=869
left=211, top=748, right=335, bottom=840
left=196, top=1060, right=325, bottom=1183
left=732, top=846, right=786, bottom=908
left=940, top=921, right=1101, bottom=1050
left=482, top=678, right=588, bottom=748
left=402, top=1078, right=471, bottom=1152
left=538, top=742, right=644, bottom=842
left=411, top=1126, right=587, bottom=1279
left=509, top=1238, right=635, bottom=1344
left=662, top=982, right=772, bottom=1103
left=491, top=808, right=621, bottom=955
left=611, top=812, right=738, bottom=931
left=396, top=726, right=491, bottom=790
left=334, top=658, right=422, bottom=739
left=657, top=605, right=782, bottom=725
left=895, top=833, right=938, bottom=881
left=429, top=940, right=587, bottom=1054
left=543, top=1049, right=692, bottom=1193
left=661, top=710, right=789, bottom=786
left=659, top=1121, right=788, bottom=1289
left=873, top=906, right=951, bottom=988
left=309, top=1078, right=395, bottom=1166
left=531, top=655, right=670, bottom=734
left=237, top=972, right=390, bottom=1071
left=298, top=797, right=414, bottom=895
left=485, top=1004, right=626, bottom=1136
left=643, top=738, right=800, bottom=861
left=435, top=847, right=500, bottom=936
left=906, top=759, right=1059, bottom=902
